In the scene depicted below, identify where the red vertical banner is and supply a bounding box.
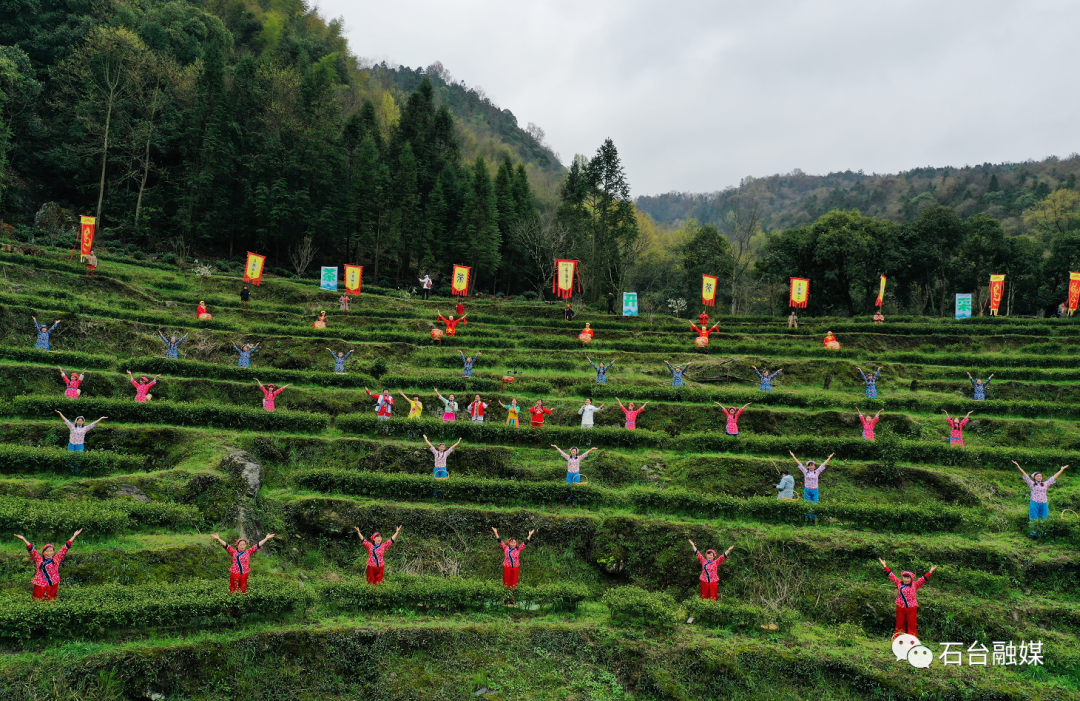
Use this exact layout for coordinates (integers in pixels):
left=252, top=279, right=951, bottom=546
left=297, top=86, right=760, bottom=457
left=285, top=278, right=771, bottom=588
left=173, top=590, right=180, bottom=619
left=701, top=274, right=718, bottom=306
left=344, top=265, right=363, bottom=295
left=553, top=259, right=579, bottom=299
left=79, top=216, right=96, bottom=258
left=988, top=274, right=1005, bottom=315
left=451, top=265, right=471, bottom=296
left=875, top=275, right=887, bottom=307
left=1067, top=272, right=1080, bottom=315
left=789, top=277, right=809, bottom=308
left=244, top=252, right=266, bottom=285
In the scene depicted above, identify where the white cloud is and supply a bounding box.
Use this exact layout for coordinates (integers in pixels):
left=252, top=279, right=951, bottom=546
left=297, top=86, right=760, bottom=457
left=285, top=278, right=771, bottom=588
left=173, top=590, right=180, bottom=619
left=315, top=0, right=1080, bottom=195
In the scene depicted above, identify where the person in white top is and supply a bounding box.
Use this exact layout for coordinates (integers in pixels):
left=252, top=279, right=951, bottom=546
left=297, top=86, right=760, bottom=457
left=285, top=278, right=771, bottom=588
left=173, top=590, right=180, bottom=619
left=418, top=274, right=433, bottom=300
left=467, top=395, right=489, bottom=422
left=56, top=411, right=107, bottom=451
left=577, top=398, right=605, bottom=429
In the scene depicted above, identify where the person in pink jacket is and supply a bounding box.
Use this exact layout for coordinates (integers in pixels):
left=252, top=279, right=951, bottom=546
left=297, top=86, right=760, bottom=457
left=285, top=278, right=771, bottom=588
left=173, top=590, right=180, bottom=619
left=58, top=367, right=85, bottom=398
left=878, top=558, right=937, bottom=638
left=857, top=407, right=882, bottom=441
left=13, top=529, right=82, bottom=599
left=715, top=402, right=751, bottom=435
left=211, top=532, right=276, bottom=593
left=616, top=398, right=650, bottom=431
left=355, top=525, right=402, bottom=584
left=492, top=526, right=534, bottom=588
left=126, top=371, right=161, bottom=402
left=943, top=409, right=973, bottom=448
left=688, top=539, right=735, bottom=599
left=255, top=379, right=290, bottom=411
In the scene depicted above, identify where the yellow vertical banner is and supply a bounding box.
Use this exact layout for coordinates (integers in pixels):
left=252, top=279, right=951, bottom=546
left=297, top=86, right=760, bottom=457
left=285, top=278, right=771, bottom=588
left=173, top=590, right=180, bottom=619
left=344, top=265, right=363, bottom=295
left=988, top=274, right=1005, bottom=315
left=875, top=275, right=887, bottom=307
left=244, top=252, right=266, bottom=285
left=701, top=274, right=718, bottom=306
left=789, top=278, right=809, bottom=308
left=451, top=264, right=471, bottom=296
left=554, top=259, right=579, bottom=299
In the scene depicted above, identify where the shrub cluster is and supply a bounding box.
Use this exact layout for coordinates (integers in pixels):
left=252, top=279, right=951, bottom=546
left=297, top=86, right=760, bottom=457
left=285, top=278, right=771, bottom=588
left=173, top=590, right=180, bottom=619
left=0, top=445, right=145, bottom=476
left=684, top=598, right=799, bottom=633
left=0, top=496, right=200, bottom=535
left=9, top=396, right=329, bottom=433
left=319, top=575, right=587, bottom=613
left=128, top=356, right=377, bottom=388
left=602, top=585, right=679, bottom=628
left=0, top=580, right=312, bottom=640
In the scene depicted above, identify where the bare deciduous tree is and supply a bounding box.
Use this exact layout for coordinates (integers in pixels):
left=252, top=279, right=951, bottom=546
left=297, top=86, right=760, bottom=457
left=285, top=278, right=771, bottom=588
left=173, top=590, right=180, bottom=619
left=509, top=213, right=572, bottom=297
left=720, top=194, right=762, bottom=315
left=289, top=235, right=317, bottom=277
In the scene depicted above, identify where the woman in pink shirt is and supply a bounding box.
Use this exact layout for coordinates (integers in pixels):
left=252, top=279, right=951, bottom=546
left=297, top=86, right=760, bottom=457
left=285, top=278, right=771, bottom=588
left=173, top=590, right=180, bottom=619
left=714, top=402, right=751, bottom=435
left=211, top=532, right=276, bottom=593
left=856, top=407, right=882, bottom=441
left=616, top=398, right=650, bottom=431
left=58, top=366, right=85, bottom=398
left=878, top=558, right=937, bottom=638
left=688, top=539, right=734, bottom=599
left=126, top=371, right=161, bottom=402
left=255, top=379, right=290, bottom=411
left=943, top=409, right=973, bottom=448
left=354, top=525, right=402, bottom=584
left=1013, top=461, right=1068, bottom=535
left=13, top=529, right=82, bottom=599
left=492, top=526, right=534, bottom=589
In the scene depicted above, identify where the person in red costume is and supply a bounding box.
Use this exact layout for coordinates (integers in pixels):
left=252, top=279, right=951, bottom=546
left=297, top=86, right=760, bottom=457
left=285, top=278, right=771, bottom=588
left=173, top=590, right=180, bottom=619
left=196, top=301, right=212, bottom=320
left=437, top=311, right=467, bottom=336
left=690, top=321, right=719, bottom=338
left=13, top=529, right=83, bottom=599
left=581, top=322, right=594, bottom=339
left=688, top=539, right=734, bottom=600
left=529, top=399, right=552, bottom=427
left=698, top=311, right=710, bottom=326
left=455, top=302, right=465, bottom=316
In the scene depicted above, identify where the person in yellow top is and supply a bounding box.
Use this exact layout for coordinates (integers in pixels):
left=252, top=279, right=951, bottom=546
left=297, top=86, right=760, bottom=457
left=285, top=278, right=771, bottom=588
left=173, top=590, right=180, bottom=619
left=398, top=391, right=423, bottom=419
left=501, top=398, right=521, bottom=427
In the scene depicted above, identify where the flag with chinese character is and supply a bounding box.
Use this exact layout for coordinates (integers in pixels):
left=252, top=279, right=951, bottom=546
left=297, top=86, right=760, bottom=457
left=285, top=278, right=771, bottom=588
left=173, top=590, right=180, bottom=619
left=451, top=264, right=471, bottom=296
left=553, top=259, right=580, bottom=299
left=988, top=274, right=1005, bottom=315
left=701, top=274, right=718, bottom=306
left=1068, top=272, right=1080, bottom=314
left=244, top=252, right=266, bottom=285
left=320, top=266, right=338, bottom=291
left=79, top=216, right=96, bottom=259
left=875, top=275, right=887, bottom=307
left=344, top=265, right=363, bottom=295
left=789, top=278, right=809, bottom=308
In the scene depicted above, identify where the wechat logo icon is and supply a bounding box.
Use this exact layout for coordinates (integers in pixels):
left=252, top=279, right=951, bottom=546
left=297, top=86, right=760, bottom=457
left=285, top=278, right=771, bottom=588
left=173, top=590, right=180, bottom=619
left=892, top=634, right=933, bottom=668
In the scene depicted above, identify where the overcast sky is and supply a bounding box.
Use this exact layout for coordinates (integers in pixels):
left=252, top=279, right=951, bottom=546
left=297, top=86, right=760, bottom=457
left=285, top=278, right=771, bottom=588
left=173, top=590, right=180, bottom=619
left=316, top=0, right=1080, bottom=197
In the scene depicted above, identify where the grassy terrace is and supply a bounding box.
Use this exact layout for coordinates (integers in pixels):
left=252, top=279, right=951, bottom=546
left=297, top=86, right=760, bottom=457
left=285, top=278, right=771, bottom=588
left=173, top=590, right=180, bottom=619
left=0, top=249, right=1077, bottom=700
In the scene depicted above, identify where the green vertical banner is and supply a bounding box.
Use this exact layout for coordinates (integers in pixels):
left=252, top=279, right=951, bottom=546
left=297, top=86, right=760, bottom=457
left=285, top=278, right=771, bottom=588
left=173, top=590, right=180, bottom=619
left=622, top=292, right=638, bottom=316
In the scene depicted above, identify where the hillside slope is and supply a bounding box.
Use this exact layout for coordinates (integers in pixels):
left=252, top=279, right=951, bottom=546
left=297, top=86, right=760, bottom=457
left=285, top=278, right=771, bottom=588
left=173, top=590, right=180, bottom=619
left=637, top=156, right=1080, bottom=233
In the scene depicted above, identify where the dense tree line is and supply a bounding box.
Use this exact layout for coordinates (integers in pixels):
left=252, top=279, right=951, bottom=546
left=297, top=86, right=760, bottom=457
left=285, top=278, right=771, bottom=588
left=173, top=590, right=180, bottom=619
left=1, top=0, right=625, bottom=296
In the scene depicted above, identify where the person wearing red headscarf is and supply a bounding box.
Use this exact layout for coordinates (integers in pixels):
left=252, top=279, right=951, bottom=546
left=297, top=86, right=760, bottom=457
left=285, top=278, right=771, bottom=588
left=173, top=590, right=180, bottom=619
left=355, top=525, right=402, bottom=584
left=688, top=539, right=734, bottom=600
left=126, top=371, right=160, bottom=402
left=211, top=532, right=276, bottom=593
left=13, top=530, right=82, bottom=599
left=879, top=558, right=937, bottom=639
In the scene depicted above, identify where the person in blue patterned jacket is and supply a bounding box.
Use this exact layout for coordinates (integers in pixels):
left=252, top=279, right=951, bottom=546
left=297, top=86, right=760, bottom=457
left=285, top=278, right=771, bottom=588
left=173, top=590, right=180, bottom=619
left=159, top=332, right=188, bottom=359
left=32, top=317, right=60, bottom=350
left=752, top=365, right=782, bottom=393
left=857, top=366, right=882, bottom=398
left=967, top=372, right=994, bottom=400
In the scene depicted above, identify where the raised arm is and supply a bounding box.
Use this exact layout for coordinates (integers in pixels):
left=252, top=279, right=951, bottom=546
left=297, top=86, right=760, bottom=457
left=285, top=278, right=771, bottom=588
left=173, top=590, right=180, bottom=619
left=55, top=410, right=71, bottom=426
left=688, top=539, right=697, bottom=551
left=422, top=434, right=434, bottom=449
left=788, top=450, right=801, bottom=465
left=581, top=447, right=599, bottom=460
left=550, top=444, right=570, bottom=459
left=452, top=439, right=463, bottom=449
left=491, top=526, right=499, bottom=539
left=13, top=534, right=30, bottom=547
left=616, top=397, right=626, bottom=409
left=257, top=533, right=276, bottom=547
left=820, top=452, right=835, bottom=469
left=1012, top=460, right=1028, bottom=478
left=210, top=533, right=229, bottom=548
left=1052, top=465, right=1069, bottom=480
left=86, top=416, right=107, bottom=429
left=354, top=526, right=365, bottom=541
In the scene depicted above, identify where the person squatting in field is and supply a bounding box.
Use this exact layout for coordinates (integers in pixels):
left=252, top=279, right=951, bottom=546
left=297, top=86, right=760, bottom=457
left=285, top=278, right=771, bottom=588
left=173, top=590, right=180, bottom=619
left=617, top=398, right=649, bottom=430
left=752, top=366, right=781, bottom=393
left=13, top=529, right=82, bottom=599
left=688, top=539, right=735, bottom=600
left=587, top=356, right=616, bottom=384
left=664, top=361, right=691, bottom=388
left=32, top=317, right=60, bottom=350
left=233, top=342, right=260, bottom=368
left=460, top=350, right=481, bottom=378
left=159, top=332, right=188, bottom=359
left=127, top=371, right=160, bottom=402
left=967, top=372, right=994, bottom=400
left=857, top=407, right=882, bottom=441
left=58, top=367, right=85, bottom=398
left=944, top=409, right=973, bottom=448
left=879, top=557, right=937, bottom=639
left=355, top=525, right=402, bottom=584
left=492, top=527, right=534, bottom=589
left=211, top=532, right=276, bottom=593
left=327, top=348, right=354, bottom=373
left=256, top=379, right=289, bottom=411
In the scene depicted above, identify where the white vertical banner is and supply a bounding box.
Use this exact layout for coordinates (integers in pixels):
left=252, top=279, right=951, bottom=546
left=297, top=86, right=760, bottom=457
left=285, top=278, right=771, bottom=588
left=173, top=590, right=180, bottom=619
left=320, top=266, right=338, bottom=291
left=622, top=292, right=638, bottom=316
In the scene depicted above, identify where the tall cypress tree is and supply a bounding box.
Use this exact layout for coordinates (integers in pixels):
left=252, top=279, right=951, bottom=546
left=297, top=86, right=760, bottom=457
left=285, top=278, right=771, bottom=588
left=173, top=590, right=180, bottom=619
left=456, top=156, right=500, bottom=290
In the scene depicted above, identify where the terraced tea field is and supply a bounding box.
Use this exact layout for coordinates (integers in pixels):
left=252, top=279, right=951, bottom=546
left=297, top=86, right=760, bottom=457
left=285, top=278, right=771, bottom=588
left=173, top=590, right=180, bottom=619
left=0, top=248, right=1077, bottom=700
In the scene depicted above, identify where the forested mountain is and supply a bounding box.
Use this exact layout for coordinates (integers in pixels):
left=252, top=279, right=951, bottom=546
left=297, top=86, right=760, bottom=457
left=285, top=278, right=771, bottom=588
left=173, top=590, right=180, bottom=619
left=628, top=158, right=1080, bottom=320
left=0, top=0, right=578, bottom=293
left=636, top=157, right=1080, bottom=234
